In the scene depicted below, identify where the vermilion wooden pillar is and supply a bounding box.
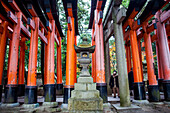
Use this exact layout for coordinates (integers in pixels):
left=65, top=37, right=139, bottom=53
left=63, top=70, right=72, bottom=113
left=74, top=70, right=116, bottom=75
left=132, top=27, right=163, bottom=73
left=44, top=20, right=56, bottom=102
left=64, top=17, right=75, bottom=103
left=156, top=11, right=170, bottom=101
left=125, top=44, right=132, bottom=73
left=56, top=36, right=63, bottom=91
left=0, top=21, right=8, bottom=102
left=74, top=36, right=77, bottom=83
left=128, top=19, right=146, bottom=100
left=143, top=23, right=160, bottom=102
left=5, top=12, right=22, bottom=103
left=156, top=41, right=164, bottom=92
left=138, top=40, right=144, bottom=80
left=95, top=9, right=107, bottom=102
left=18, top=37, right=26, bottom=96
left=92, top=28, right=96, bottom=83
left=24, top=17, right=39, bottom=104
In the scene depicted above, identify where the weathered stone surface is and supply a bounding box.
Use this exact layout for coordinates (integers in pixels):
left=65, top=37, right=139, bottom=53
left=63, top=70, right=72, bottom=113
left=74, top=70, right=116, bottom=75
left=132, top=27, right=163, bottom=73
left=87, top=83, right=96, bottom=90
left=78, top=77, right=93, bottom=83
left=112, top=103, right=141, bottom=111
left=42, top=102, right=58, bottom=107
left=74, top=83, right=96, bottom=91
left=69, top=111, right=103, bottom=113
left=21, top=103, right=39, bottom=108
left=68, top=98, right=103, bottom=111
left=74, top=83, right=87, bottom=90
left=0, top=103, right=20, bottom=107
left=71, top=90, right=100, bottom=99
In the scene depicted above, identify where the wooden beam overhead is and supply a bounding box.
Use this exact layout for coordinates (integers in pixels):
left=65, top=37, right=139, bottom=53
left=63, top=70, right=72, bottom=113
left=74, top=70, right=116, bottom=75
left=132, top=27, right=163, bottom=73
left=7, top=11, right=17, bottom=24
left=146, top=23, right=157, bottom=34
left=46, top=21, right=52, bottom=32
left=27, top=4, right=38, bottom=17
left=46, top=8, right=54, bottom=20
left=160, top=10, right=170, bottom=23
left=132, top=19, right=141, bottom=30
left=27, top=18, right=35, bottom=30
left=21, top=24, right=31, bottom=38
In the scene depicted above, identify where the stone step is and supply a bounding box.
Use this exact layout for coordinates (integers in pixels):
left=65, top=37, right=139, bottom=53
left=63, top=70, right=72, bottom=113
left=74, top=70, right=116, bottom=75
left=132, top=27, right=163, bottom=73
left=71, top=90, right=100, bottom=99
left=77, top=77, right=93, bottom=83
left=74, top=83, right=96, bottom=90
left=68, top=98, right=103, bottom=111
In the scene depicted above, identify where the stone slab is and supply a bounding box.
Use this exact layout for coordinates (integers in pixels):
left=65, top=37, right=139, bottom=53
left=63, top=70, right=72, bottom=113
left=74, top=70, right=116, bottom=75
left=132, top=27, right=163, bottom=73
left=61, top=103, right=68, bottom=110
left=132, top=100, right=149, bottom=105
left=68, top=98, right=103, bottom=111
left=78, top=77, right=93, bottom=83
left=0, top=103, right=20, bottom=107
left=71, top=90, right=100, bottom=99
left=75, top=83, right=87, bottom=90
left=112, top=103, right=141, bottom=111
left=149, top=102, right=164, bottom=105
left=42, top=102, right=58, bottom=107
left=164, top=101, right=170, bottom=105
left=69, top=110, right=103, bottom=113
left=21, top=103, right=39, bottom=108
left=74, top=83, right=96, bottom=91
left=87, top=83, right=96, bottom=90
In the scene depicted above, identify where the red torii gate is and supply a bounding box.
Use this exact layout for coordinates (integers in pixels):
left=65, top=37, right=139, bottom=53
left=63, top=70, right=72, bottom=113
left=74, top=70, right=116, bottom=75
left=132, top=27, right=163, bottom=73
left=123, top=0, right=169, bottom=101
left=89, top=0, right=107, bottom=102
left=62, top=0, right=78, bottom=104
left=0, top=0, right=64, bottom=104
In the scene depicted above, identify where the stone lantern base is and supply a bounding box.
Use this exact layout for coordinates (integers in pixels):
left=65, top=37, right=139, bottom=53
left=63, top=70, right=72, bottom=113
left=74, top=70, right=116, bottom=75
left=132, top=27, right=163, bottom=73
left=68, top=77, right=103, bottom=112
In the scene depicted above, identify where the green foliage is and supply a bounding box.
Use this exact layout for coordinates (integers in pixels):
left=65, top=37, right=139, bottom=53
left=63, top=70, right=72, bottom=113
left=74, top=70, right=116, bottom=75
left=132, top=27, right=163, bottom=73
left=121, top=0, right=130, bottom=8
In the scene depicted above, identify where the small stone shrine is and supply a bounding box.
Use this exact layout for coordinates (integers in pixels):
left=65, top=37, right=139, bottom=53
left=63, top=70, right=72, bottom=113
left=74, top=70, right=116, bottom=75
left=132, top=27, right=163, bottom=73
left=68, top=38, right=103, bottom=112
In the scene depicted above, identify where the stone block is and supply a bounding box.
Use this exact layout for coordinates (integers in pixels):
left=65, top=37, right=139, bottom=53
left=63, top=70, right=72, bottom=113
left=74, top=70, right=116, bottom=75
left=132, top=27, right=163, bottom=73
left=0, top=103, right=20, bottom=108
left=87, top=83, right=96, bottom=90
left=42, top=102, right=58, bottom=107
left=112, top=103, right=141, bottom=111
left=74, top=83, right=87, bottom=90
left=21, top=103, right=39, bottom=109
left=71, top=90, right=100, bottom=99
left=74, top=83, right=96, bottom=91
left=78, top=77, right=93, bottom=83
left=68, top=98, right=103, bottom=111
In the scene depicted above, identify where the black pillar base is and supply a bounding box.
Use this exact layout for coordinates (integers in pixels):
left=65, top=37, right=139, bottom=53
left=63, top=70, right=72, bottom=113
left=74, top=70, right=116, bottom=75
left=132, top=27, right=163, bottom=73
left=0, top=85, right=2, bottom=102
left=17, top=84, right=25, bottom=96
left=133, top=82, right=146, bottom=100
left=44, top=84, right=56, bottom=102
left=4, top=84, right=18, bottom=103
left=56, top=83, right=63, bottom=95
left=96, top=83, right=107, bottom=102
left=148, top=85, right=160, bottom=102
left=158, top=79, right=164, bottom=92
left=56, top=83, right=63, bottom=90
left=162, top=80, right=170, bottom=101
left=63, top=86, right=74, bottom=104
left=24, top=86, right=37, bottom=104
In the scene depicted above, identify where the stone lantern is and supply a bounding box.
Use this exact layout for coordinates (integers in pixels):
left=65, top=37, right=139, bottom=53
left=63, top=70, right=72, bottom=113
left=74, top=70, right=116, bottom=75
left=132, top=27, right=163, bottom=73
left=68, top=37, right=103, bottom=112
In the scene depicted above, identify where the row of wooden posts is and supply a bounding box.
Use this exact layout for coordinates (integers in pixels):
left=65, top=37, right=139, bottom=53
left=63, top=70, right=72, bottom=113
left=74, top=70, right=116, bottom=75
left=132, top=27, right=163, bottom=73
left=0, top=0, right=169, bottom=107
left=123, top=7, right=170, bottom=102
left=0, top=0, right=63, bottom=104
left=102, top=0, right=170, bottom=106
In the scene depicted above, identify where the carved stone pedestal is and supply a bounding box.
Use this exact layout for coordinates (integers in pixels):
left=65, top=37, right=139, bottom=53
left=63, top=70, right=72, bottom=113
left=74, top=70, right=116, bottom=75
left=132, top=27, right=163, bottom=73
left=68, top=77, right=103, bottom=112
